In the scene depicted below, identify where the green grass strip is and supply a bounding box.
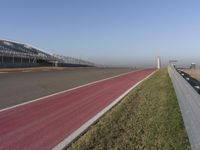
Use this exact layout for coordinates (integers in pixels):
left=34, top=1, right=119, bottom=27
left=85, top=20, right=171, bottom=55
left=69, top=69, right=191, bottom=150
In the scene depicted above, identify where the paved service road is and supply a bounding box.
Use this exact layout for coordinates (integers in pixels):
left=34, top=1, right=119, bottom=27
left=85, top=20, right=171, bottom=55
left=0, top=67, right=133, bottom=109
left=0, top=69, right=155, bottom=150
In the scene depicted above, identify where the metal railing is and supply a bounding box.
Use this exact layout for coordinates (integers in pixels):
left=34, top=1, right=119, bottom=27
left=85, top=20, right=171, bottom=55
left=168, top=65, right=200, bottom=150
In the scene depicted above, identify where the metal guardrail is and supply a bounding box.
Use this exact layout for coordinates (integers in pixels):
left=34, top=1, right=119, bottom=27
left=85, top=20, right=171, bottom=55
left=168, top=66, right=200, bottom=150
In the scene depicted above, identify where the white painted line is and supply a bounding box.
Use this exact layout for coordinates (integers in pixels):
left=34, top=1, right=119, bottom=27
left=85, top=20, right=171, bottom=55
left=22, top=70, right=32, bottom=72
left=53, top=70, right=157, bottom=150
left=0, top=69, right=141, bottom=112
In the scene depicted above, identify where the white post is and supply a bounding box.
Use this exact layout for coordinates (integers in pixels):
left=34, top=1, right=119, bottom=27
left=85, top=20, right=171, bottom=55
left=157, top=56, right=161, bottom=69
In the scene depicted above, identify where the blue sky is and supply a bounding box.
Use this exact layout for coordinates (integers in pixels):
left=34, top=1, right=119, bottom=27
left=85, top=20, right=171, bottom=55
left=1, top=0, right=200, bottom=67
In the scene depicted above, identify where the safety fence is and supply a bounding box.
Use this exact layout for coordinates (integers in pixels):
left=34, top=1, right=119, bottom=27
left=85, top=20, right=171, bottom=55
left=168, top=66, right=200, bottom=150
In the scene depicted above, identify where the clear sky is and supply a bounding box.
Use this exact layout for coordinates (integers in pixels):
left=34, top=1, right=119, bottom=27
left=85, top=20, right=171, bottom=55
left=1, top=0, right=200, bottom=67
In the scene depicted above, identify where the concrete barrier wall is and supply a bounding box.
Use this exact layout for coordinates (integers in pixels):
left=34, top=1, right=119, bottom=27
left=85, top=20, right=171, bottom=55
left=168, top=66, right=200, bottom=150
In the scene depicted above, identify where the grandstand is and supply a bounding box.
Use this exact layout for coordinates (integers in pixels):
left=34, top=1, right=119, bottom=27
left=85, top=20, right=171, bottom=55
left=0, top=39, right=95, bottom=68
left=53, top=54, right=95, bottom=67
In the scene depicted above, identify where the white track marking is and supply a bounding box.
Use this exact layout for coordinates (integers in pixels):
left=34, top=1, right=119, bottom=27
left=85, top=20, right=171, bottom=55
left=22, top=70, right=32, bottom=73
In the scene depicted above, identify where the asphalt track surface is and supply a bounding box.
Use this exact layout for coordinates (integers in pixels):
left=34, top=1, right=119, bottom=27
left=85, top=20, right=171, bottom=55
left=0, top=67, right=133, bottom=109
left=0, top=68, right=155, bottom=150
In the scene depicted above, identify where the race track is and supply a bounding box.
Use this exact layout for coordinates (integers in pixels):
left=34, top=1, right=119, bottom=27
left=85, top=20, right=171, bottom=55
left=0, top=68, right=155, bottom=150
left=0, top=67, right=133, bottom=109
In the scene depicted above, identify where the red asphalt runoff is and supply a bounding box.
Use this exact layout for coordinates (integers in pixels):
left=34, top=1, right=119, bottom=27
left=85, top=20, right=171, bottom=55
left=0, top=69, right=155, bottom=150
